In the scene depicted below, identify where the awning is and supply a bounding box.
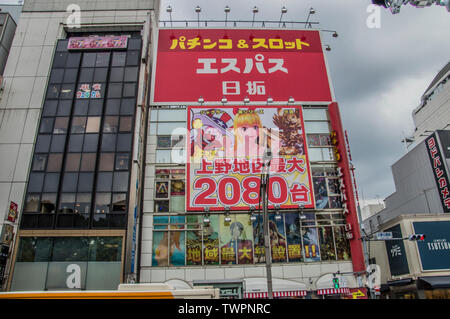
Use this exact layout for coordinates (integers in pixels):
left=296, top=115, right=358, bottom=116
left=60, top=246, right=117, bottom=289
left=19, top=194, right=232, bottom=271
left=418, top=276, right=450, bottom=289
left=245, top=290, right=307, bottom=298
left=316, top=288, right=350, bottom=296
left=387, top=278, right=413, bottom=287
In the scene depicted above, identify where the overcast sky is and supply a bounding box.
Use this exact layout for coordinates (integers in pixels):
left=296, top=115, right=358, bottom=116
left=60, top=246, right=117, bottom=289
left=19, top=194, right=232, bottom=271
left=159, top=0, right=450, bottom=207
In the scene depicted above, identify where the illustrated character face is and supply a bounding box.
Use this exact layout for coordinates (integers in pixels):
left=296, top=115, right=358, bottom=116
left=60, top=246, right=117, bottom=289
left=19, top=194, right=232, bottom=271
left=237, top=124, right=260, bottom=141
left=204, top=126, right=222, bottom=141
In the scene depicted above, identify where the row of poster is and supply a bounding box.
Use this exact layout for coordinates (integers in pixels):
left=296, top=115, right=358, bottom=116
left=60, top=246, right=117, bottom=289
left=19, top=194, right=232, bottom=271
left=152, top=213, right=351, bottom=267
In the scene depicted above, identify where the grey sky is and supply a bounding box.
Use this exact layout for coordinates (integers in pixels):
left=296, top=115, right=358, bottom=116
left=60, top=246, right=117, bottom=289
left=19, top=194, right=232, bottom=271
left=159, top=0, right=450, bottom=206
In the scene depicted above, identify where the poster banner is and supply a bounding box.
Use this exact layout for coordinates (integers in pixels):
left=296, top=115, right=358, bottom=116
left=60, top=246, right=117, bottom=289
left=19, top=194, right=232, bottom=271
left=384, top=224, right=410, bottom=276
left=187, top=106, right=314, bottom=211
left=220, top=215, right=254, bottom=265
left=152, top=216, right=186, bottom=267
left=153, top=29, right=332, bottom=104
left=302, top=212, right=320, bottom=262
left=285, top=213, right=302, bottom=262
left=8, top=201, right=18, bottom=223
left=269, top=213, right=287, bottom=263
left=413, top=221, right=450, bottom=271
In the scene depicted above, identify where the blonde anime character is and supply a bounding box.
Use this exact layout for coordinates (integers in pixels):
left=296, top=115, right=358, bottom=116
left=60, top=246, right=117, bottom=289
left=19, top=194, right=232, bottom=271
left=154, top=225, right=182, bottom=266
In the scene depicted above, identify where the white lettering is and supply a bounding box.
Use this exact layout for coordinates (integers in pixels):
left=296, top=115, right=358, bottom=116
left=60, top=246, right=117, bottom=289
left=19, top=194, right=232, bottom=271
left=66, top=264, right=81, bottom=289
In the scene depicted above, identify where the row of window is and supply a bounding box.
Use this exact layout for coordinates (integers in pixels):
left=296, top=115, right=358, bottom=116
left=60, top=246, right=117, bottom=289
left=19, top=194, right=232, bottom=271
left=49, top=66, right=139, bottom=84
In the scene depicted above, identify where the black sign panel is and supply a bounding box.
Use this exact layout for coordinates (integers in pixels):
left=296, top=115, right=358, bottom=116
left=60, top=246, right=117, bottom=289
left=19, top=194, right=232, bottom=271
left=385, top=224, right=410, bottom=277
left=437, top=130, right=450, bottom=159
left=425, top=133, right=450, bottom=213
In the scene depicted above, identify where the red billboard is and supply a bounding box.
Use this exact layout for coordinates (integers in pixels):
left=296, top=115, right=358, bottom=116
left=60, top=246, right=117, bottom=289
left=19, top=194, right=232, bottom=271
left=187, top=106, right=314, bottom=211
left=152, top=29, right=333, bottom=104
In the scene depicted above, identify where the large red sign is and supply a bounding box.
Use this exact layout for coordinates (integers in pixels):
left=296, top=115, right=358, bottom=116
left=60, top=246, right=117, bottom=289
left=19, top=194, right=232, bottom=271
left=187, top=106, right=314, bottom=211
left=152, top=29, right=332, bottom=104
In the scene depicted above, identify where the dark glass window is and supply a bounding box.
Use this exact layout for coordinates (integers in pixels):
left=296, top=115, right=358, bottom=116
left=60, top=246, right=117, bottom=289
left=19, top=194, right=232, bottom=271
left=24, top=194, right=40, bottom=212
left=96, top=172, right=113, bottom=191
left=128, top=39, right=142, bottom=50
left=105, top=99, right=120, bottom=115
left=46, top=84, right=60, bottom=99
left=35, top=135, right=51, bottom=153
left=96, top=52, right=110, bottom=67
left=73, top=99, right=89, bottom=115
left=59, top=193, right=75, bottom=213
left=126, top=51, right=139, bottom=66
left=57, top=100, right=72, bottom=116
left=63, top=68, right=78, bottom=83
left=113, top=172, right=129, bottom=192
left=101, top=134, right=116, bottom=152
left=56, top=40, right=69, bottom=51
left=123, top=83, right=136, bottom=97
left=49, top=69, right=64, bottom=83
left=112, top=193, right=127, bottom=212
left=124, top=67, right=139, bottom=82
left=75, top=193, right=91, bottom=215
left=103, top=116, right=118, bottom=133
left=80, top=153, right=96, bottom=171
left=52, top=237, right=89, bottom=261
left=79, top=68, right=94, bottom=83
left=28, top=173, right=45, bottom=193
left=119, top=117, right=133, bottom=132
left=108, top=83, right=122, bottom=98
left=66, top=53, right=81, bottom=68
left=112, top=52, right=126, bottom=67
left=60, top=84, right=75, bottom=99
left=93, top=68, right=108, bottom=82
left=82, top=53, right=97, bottom=68
left=110, top=67, right=124, bottom=82
left=53, top=117, right=69, bottom=134
left=88, top=99, right=103, bottom=116
left=78, top=172, right=94, bottom=192
left=47, top=153, right=63, bottom=172
left=39, top=118, right=54, bottom=134
left=68, top=134, right=84, bottom=152
left=32, top=154, right=47, bottom=171
left=120, top=99, right=135, bottom=115
left=115, top=153, right=129, bottom=170
left=65, top=153, right=81, bottom=171
left=99, top=153, right=115, bottom=171
left=86, top=117, right=101, bottom=133
left=53, top=52, right=68, bottom=68
left=83, top=134, right=99, bottom=152
left=43, top=100, right=58, bottom=116
left=40, top=193, right=57, bottom=214
left=50, top=134, right=66, bottom=153
left=62, top=172, right=78, bottom=192
left=71, top=117, right=86, bottom=133
left=116, top=133, right=132, bottom=152
left=95, top=193, right=111, bottom=214
left=43, top=173, right=60, bottom=192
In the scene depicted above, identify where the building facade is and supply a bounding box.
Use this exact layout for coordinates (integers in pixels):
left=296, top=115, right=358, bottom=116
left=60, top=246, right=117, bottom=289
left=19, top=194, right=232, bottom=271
left=0, top=0, right=159, bottom=290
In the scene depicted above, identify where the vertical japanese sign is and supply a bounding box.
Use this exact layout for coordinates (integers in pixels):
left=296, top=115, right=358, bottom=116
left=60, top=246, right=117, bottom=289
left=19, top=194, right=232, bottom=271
left=384, top=224, right=410, bottom=277
left=425, top=133, right=450, bottom=213
left=7, top=201, right=18, bottom=223
left=187, top=106, right=314, bottom=211
left=152, top=29, right=332, bottom=104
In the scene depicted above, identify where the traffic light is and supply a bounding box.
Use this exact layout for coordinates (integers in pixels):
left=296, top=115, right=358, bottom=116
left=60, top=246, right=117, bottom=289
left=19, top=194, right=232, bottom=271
left=408, top=234, right=426, bottom=241
left=332, top=276, right=340, bottom=289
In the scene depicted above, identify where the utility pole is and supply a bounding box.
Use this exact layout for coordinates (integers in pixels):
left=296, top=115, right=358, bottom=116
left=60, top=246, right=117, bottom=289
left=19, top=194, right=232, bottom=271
left=261, top=148, right=273, bottom=299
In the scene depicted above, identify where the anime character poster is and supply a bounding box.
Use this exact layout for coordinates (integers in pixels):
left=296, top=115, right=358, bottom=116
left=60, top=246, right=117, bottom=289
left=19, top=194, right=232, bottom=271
left=301, top=213, right=320, bottom=262
left=285, top=213, right=303, bottom=262
left=187, top=106, right=314, bottom=211
left=152, top=216, right=186, bottom=267
left=268, top=213, right=287, bottom=263
left=220, top=215, right=254, bottom=265
left=252, top=214, right=265, bottom=264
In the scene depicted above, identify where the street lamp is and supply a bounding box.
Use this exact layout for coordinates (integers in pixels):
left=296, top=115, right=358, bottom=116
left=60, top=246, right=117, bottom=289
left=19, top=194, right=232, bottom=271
left=305, top=7, right=315, bottom=28
left=225, top=6, right=231, bottom=27
left=195, top=5, right=201, bottom=27
left=252, top=6, right=259, bottom=27
left=166, top=6, right=173, bottom=27
left=288, top=96, right=295, bottom=104
left=198, top=96, right=204, bottom=105
left=279, top=6, right=287, bottom=27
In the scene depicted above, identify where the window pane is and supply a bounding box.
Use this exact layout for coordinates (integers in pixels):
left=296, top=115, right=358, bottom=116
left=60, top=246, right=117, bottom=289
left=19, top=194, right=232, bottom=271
left=43, top=173, right=60, bottom=192
left=53, top=117, right=69, bottom=134
left=28, top=173, right=44, bottom=193
left=88, top=99, right=103, bottom=116
left=128, top=39, right=141, bottom=50
left=75, top=193, right=91, bottom=215
left=307, top=134, right=321, bottom=147
left=313, top=177, right=329, bottom=209
left=124, top=66, right=139, bottom=82
left=96, top=172, right=113, bottom=191
left=110, top=67, right=124, bottom=82
left=59, top=193, right=76, bottom=213
left=83, top=134, right=98, bottom=152
left=112, top=52, right=126, bottom=67
left=47, top=153, right=63, bottom=172
left=103, top=116, right=119, bottom=133
left=65, top=153, right=81, bottom=171
left=24, top=194, right=40, bottom=212
left=115, top=153, right=129, bottom=170
left=319, top=226, right=336, bottom=261
left=308, top=148, right=323, bottom=161
left=101, top=134, right=116, bottom=152
left=52, top=237, right=89, bottom=262
left=126, top=51, right=139, bottom=66
left=99, top=153, right=114, bottom=171
left=96, top=52, right=110, bottom=67
left=105, top=99, right=120, bottom=115
left=82, top=53, right=97, bottom=67
left=35, top=135, right=51, bottom=153
left=93, top=67, right=108, bottom=82
left=120, top=98, right=135, bottom=115
left=157, top=122, right=182, bottom=135
left=86, top=117, right=101, bottom=133
left=155, top=200, right=169, bottom=213
left=57, top=100, right=72, bottom=116
left=157, top=136, right=171, bottom=148
left=156, top=150, right=172, bottom=163
left=80, top=153, right=96, bottom=171
left=66, top=52, right=81, bottom=68
left=158, top=109, right=186, bottom=122
left=122, top=83, right=136, bottom=97
left=40, top=193, right=57, bottom=214
left=304, top=121, right=330, bottom=134
left=78, top=172, right=94, bottom=192
left=63, top=68, right=78, bottom=83
left=49, top=69, right=64, bottom=83
left=73, top=99, right=89, bottom=115
left=32, top=154, right=47, bottom=171
left=113, top=172, right=129, bottom=192
left=112, top=194, right=126, bottom=212
left=53, top=52, right=67, bottom=68
left=108, top=83, right=122, bottom=98
left=303, top=108, right=328, bottom=121
left=47, top=84, right=60, bottom=99
left=60, top=84, right=75, bottom=99
left=95, top=193, right=111, bottom=214
left=117, top=133, right=132, bottom=152
left=62, top=173, right=78, bottom=192
left=322, top=148, right=334, bottom=161
left=71, top=117, right=86, bottom=133
left=39, top=118, right=54, bottom=134
left=119, top=117, right=133, bottom=132
left=79, top=68, right=94, bottom=83
left=43, top=100, right=58, bottom=116
left=50, top=134, right=66, bottom=153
